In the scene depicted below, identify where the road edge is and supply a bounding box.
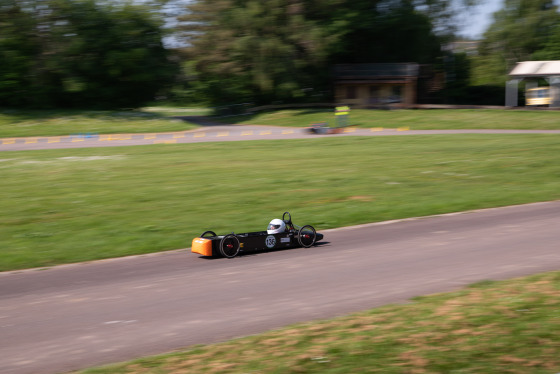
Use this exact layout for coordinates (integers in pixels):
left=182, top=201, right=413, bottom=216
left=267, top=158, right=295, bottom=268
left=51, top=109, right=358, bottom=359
left=2, top=199, right=558, bottom=276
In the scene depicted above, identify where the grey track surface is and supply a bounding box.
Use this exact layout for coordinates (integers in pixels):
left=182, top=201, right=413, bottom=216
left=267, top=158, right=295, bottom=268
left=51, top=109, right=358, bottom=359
left=2, top=124, right=560, bottom=151
left=1, top=201, right=560, bottom=374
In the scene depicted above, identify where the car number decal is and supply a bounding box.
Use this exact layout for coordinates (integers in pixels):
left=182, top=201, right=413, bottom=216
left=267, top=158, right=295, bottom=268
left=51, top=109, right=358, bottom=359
left=265, top=235, right=276, bottom=249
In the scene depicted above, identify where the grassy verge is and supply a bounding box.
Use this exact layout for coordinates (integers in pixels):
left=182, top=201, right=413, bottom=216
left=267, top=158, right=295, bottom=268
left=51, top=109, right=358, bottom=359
left=219, top=108, right=560, bottom=130
left=78, top=271, right=560, bottom=374
left=2, top=135, right=560, bottom=271
left=0, top=108, right=199, bottom=138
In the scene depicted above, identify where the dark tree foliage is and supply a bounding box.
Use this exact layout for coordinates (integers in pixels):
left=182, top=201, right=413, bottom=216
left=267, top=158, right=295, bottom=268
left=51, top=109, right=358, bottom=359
left=0, top=0, right=40, bottom=106
left=329, top=0, right=442, bottom=64
left=178, top=0, right=458, bottom=106
left=0, top=0, right=178, bottom=108
left=535, top=24, right=560, bottom=60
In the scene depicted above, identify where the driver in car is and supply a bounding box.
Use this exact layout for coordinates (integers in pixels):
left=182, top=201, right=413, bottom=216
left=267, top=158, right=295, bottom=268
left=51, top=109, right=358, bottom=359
left=267, top=219, right=286, bottom=234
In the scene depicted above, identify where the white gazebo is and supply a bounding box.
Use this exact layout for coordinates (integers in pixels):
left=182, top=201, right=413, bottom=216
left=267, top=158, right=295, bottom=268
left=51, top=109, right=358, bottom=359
left=506, top=61, right=560, bottom=107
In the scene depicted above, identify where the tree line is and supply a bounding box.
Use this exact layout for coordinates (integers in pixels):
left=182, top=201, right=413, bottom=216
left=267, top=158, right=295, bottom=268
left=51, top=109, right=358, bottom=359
left=1, top=0, right=560, bottom=109
left=0, top=0, right=177, bottom=108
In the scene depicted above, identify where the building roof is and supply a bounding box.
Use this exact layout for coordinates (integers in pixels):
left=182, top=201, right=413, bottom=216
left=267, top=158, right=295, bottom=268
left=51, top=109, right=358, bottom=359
left=509, top=61, right=560, bottom=77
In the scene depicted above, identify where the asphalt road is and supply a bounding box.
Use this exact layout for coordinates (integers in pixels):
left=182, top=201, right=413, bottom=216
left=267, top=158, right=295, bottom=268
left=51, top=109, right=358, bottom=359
left=1, top=201, right=560, bottom=374
left=3, top=125, right=560, bottom=151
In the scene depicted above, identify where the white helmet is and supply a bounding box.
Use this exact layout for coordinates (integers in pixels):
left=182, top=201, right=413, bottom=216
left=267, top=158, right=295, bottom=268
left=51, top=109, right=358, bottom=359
left=267, top=218, right=286, bottom=234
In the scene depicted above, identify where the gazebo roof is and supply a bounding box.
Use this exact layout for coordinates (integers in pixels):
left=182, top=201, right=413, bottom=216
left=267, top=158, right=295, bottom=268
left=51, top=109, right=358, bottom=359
left=509, top=61, right=560, bottom=77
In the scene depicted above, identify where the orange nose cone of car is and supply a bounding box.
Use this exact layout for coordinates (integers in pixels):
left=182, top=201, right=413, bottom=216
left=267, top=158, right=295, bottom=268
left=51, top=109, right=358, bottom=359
left=192, top=237, right=213, bottom=256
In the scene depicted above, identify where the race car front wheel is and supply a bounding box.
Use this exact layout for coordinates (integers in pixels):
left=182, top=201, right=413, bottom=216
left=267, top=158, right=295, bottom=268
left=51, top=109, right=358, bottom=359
left=220, top=234, right=240, bottom=258
left=298, top=225, right=317, bottom=248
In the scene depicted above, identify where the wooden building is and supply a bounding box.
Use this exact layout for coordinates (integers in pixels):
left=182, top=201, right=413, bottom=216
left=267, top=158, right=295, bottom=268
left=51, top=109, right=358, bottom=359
left=333, top=63, right=421, bottom=108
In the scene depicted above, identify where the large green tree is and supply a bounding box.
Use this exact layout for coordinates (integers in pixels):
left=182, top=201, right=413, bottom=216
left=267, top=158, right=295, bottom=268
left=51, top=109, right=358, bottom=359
left=178, top=0, right=474, bottom=106
left=473, top=0, right=560, bottom=85
left=0, top=0, right=177, bottom=108
left=179, top=0, right=342, bottom=105
left=0, top=0, right=40, bottom=106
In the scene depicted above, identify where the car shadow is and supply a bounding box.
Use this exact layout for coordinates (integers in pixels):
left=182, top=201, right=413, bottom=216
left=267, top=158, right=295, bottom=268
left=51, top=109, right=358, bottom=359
left=196, top=241, right=330, bottom=260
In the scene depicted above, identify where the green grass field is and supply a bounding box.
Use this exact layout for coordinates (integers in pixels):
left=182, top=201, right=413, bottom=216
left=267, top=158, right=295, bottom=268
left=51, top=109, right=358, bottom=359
left=220, top=108, right=560, bottom=130
left=78, top=271, right=560, bottom=374
left=0, top=108, right=199, bottom=138
left=2, top=135, right=560, bottom=271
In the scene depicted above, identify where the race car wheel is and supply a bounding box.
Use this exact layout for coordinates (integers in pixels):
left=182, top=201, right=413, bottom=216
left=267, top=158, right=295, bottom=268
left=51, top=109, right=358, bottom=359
left=220, top=234, right=240, bottom=258
left=201, top=231, right=217, bottom=238
left=298, top=225, right=317, bottom=248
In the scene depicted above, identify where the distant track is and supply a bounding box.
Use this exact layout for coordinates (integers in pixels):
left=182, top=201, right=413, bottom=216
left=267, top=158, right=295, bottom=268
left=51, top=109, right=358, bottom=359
left=2, top=124, right=560, bottom=151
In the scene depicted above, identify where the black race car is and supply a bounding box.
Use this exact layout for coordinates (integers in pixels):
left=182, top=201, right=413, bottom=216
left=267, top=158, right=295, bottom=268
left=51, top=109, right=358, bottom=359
left=306, top=122, right=345, bottom=134
left=191, top=212, right=324, bottom=258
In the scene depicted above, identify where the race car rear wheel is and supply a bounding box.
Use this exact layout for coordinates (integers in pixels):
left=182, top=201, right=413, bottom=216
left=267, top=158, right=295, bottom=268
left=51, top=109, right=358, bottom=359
left=298, top=225, right=317, bottom=248
left=220, top=234, right=240, bottom=258
left=201, top=231, right=217, bottom=238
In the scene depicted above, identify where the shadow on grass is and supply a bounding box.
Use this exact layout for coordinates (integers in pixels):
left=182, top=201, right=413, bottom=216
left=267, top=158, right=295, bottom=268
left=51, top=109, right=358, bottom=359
left=172, top=115, right=242, bottom=126
left=197, top=107, right=334, bottom=126
left=200, top=113, right=260, bottom=125
left=0, top=108, right=171, bottom=123
left=292, top=109, right=333, bottom=116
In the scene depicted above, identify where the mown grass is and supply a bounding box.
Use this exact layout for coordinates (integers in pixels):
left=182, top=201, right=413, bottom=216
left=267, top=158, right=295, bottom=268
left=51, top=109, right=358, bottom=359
left=78, top=271, right=560, bottom=374
left=0, top=108, right=198, bottom=138
left=2, top=135, right=560, bottom=271
left=221, top=108, right=560, bottom=130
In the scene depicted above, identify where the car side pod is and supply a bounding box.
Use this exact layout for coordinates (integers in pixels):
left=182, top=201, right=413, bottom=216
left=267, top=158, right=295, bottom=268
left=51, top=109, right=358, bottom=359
left=192, top=230, right=217, bottom=256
